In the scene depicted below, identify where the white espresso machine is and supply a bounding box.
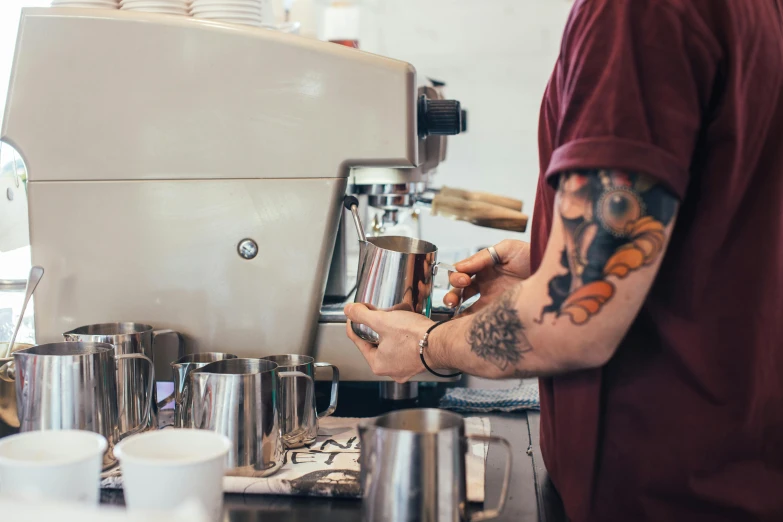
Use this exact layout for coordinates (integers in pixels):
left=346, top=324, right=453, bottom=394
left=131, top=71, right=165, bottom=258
left=1, top=8, right=468, bottom=384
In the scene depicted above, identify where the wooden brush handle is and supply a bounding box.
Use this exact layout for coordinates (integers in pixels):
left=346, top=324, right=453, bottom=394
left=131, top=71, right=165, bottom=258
left=431, top=195, right=528, bottom=233
left=440, top=186, right=523, bottom=212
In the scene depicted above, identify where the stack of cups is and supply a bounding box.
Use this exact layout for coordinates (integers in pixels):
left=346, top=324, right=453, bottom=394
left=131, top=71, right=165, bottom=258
left=190, top=0, right=266, bottom=27
left=120, top=0, right=189, bottom=15
left=51, top=0, right=119, bottom=8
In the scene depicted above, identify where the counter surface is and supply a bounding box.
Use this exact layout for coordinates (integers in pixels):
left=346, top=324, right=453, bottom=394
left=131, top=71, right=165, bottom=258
left=101, top=382, right=565, bottom=522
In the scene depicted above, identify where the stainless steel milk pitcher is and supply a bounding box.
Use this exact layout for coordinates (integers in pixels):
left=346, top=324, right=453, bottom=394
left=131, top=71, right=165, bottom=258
left=353, top=236, right=453, bottom=343
left=63, top=322, right=185, bottom=432
left=12, top=342, right=154, bottom=468
left=167, top=352, right=238, bottom=428
left=358, top=408, right=512, bottom=522
left=262, top=355, right=339, bottom=448
left=190, top=358, right=314, bottom=477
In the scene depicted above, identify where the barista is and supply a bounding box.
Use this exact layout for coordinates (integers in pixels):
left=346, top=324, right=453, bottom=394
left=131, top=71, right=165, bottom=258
left=344, top=1, right=783, bottom=521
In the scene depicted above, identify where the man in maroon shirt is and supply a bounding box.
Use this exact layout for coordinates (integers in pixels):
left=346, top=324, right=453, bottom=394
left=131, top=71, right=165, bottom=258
left=344, top=0, right=783, bottom=520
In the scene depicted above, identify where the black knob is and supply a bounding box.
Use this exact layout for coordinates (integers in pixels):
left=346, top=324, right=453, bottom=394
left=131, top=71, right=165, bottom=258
left=343, top=195, right=360, bottom=211
left=461, top=109, right=468, bottom=133
left=418, top=96, right=463, bottom=137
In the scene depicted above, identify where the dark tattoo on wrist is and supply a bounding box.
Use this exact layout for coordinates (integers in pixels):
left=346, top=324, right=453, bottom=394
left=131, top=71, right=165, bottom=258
left=467, top=285, right=533, bottom=371
left=538, top=169, right=677, bottom=325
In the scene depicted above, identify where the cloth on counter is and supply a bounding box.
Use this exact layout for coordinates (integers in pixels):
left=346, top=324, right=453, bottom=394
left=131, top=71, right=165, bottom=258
left=102, top=413, right=491, bottom=501
left=440, top=381, right=540, bottom=412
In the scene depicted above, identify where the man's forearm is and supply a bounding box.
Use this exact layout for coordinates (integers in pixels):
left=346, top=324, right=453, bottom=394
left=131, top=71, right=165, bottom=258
left=427, top=276, right=584, bottom=380
left=427, top=264, right=664, bottom=379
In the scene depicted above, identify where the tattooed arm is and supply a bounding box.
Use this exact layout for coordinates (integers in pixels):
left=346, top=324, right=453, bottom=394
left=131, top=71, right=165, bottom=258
left=344, top=169, right=679, bottom=381
left=420, top=169, right=679, bottom=378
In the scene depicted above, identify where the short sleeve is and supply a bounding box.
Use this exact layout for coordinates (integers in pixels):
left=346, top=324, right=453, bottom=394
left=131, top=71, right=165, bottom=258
left=545, top=0, right=720, bottom=199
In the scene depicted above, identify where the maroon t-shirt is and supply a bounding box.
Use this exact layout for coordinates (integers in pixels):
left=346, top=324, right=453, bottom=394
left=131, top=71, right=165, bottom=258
left=531, top=1, right=783, bottom=521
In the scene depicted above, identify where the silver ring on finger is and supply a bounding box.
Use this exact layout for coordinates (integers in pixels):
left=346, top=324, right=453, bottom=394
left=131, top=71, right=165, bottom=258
left=487, top=245, right=501, bottom=266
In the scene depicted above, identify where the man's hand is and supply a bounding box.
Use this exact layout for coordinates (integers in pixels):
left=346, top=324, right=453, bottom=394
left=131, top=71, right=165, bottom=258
left=344, top=303, right=434, bottom=383
left=444, top=240, right=532, bottom=314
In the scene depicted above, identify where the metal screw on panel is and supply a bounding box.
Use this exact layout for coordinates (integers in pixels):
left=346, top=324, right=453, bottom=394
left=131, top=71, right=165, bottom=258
left=6, top=188, right=13, bottom=201
left=237, top=238, right=259, bottom=260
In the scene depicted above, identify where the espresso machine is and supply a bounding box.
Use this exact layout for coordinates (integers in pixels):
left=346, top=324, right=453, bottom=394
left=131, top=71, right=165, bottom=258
left=3, top=9, right=530, bottom=402
left=1, top=8, right=468, bottom=385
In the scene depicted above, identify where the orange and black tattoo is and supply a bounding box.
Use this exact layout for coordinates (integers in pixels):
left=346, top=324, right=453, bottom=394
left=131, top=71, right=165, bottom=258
left=539, top=170, right=677, bottom=325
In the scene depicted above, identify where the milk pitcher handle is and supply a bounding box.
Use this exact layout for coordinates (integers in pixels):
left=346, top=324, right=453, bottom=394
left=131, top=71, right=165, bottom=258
left=279, top=370, right=315, bottom=427
left=465, top=434, right=513, bottom=522
left=432, top=262, right=458, bottom=277
left=0, top=359, right=14, bottom=383
left=116, top=353, right=155, bottom=438
left=313, top=363, right=339, bottom=419
left=151, top=330, right=185, bottom=408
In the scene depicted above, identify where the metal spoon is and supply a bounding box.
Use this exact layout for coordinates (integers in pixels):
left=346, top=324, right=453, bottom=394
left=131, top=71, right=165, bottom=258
left=2, top=265, right=44, bottom=359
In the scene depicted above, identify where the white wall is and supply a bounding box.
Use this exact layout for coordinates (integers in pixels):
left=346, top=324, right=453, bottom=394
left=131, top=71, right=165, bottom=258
left=274, top=0, right=573, bottom=256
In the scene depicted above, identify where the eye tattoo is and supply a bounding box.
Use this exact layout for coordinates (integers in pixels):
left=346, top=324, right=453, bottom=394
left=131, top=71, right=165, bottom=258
left=538, top=170, right=678, bottom=325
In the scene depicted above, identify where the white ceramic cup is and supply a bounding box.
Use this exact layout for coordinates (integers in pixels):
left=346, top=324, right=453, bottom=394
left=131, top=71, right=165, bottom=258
left=52, top=0, right=119, bottom=5
left=119, top=1, right=189, bottom=12
left=190, top=0, right=262, bottom=5
left=190, top=4, right=260, bottom=13
left=190, top=1, right=264, bottom=10
left=0, top=430, right=107, bottom=504
left=115, top=429, right=230, bottom=522
left=120, top=1, right=189, bottom=7
left=192, top=12, right=263, bottom=21
left=52, top=2, right=120, bottom=6
left=120, top=7, right=190, bottom=13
